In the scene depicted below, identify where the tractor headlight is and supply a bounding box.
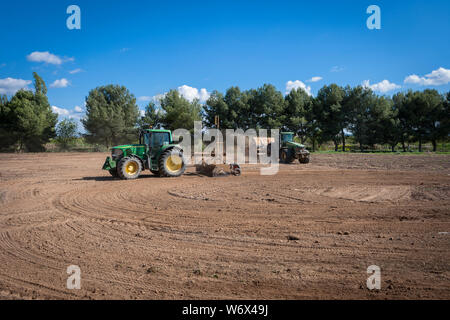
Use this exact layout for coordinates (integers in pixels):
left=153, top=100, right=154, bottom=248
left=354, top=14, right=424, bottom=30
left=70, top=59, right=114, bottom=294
left=111, top=148, right=123, bottom=160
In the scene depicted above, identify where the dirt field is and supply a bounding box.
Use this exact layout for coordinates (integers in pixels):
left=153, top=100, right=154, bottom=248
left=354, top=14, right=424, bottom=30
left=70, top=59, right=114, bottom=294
left=0, top=152, right=449, bottom=300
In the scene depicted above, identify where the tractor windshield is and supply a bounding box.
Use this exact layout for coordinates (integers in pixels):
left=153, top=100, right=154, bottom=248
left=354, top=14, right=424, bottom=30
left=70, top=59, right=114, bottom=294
left=152, top=132, right=170, bottom=146
left=281, top=133, right=293, bottom=142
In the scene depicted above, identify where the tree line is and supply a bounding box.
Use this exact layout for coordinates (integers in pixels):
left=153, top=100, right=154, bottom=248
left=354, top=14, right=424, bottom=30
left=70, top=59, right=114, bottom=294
left=1, top=72, right=449, bottom=152
left=205, top=84, right=450, bottom=152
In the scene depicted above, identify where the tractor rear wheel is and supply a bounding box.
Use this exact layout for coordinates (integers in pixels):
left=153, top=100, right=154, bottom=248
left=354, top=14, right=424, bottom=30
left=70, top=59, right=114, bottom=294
left=280, top=149, right=295, bottom=164
left=159, top=148, right=186, bottom=177
left=117, top=156, right=142, bottom=180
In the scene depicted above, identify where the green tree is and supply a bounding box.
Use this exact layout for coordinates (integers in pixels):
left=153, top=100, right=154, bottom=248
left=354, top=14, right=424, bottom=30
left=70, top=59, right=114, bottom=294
left=345, top=86, right=375, bottom=151
left=204, top=87, right=252, bottom=130
left=396, top=90, right=444, bottom=152
left=314, top=84, right=346, bottom=151
left=139, top=101, right=162, bottom=129
left=159, top=90, right=202, bottom=132
left=56, top=118, right=78, bottom=149
left=284, top=88, right=312, bottom=143
left=421, top=89, right=446, bottom=151
left=247, top=84, right=285, bottom=129
left=82, top=85, right=140, bottom=147
left=0, top=72, right=57, bottom=151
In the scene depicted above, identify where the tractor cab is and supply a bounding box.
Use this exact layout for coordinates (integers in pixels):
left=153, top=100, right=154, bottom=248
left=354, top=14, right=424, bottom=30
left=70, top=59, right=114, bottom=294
left=281, top=132, right=294, bottom=144
left=139, top=129, right=172, bottom=148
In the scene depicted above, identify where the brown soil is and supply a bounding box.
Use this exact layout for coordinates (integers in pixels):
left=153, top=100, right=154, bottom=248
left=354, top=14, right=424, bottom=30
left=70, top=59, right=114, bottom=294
left=0, top=152, right=449, bottom=300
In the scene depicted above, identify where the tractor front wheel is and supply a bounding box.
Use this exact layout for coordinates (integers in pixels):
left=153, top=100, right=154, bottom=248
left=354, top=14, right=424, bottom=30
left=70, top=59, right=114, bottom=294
left=299, top=157, right=310, bottom=164
left=159, top=149, right=186, bottom=177
left=117, top=156, right=142, bottom=180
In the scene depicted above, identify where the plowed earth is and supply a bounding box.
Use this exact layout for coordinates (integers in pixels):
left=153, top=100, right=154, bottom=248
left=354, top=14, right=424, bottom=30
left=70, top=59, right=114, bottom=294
left=0, top=152, right=449, bottom=299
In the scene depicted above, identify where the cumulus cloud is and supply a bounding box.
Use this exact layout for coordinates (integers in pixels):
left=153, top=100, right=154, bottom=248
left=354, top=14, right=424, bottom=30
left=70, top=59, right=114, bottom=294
left=285, top=80, right=312, bottom=96
left=27, top=51, right=65, bottom=65
left=404, top=67, right=450, bottom=86
left=0, top=77, right=32, bottom=94
left=74, top=106, right=83, bottom=113
left=148, top=86, right=210, bottom=105
left=138, top=96, right=152, bottom=102
left=151, top=93, right=166, bottom=103
left=50, top=78, right=70, bottom=88
left=306, top=76, right=323, bottom=83
left=51, top=106, right=70, bottom=116
left=69, top=68, right=83, bottom=74
left=177, top=85, right=210, bottom=103
left=362, top=79, right=401, bottom=93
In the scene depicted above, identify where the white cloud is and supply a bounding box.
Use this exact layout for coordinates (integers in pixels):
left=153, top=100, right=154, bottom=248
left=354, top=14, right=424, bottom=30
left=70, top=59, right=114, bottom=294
left=362, top=79, right=401, bottom=93
left=69, top=68, right=83, bottom=74
left=177, top=85, right=210, bottom=103
left=404, top=67, right=450, bottom=86
left=50, top=78, right=70, bottom=88
left=27, top=51, right=63, bottom=65
left=0, top=77, right=32, bottom=94
left=151, top=93, right=166, bottom=103
left=74, top=106, right=83, bottom=113
left=138, top=96, right=152, bottom=102
left=306, top=76, right=323, bottom=83
left=285, top=80, right=312, bottom=96
left=52, top=106, right=70, bottom=116
left=330, top=66, right=345, bottom=73
left=140, top=110, right=145, bottom=117
left=120, top=48, right=130, bottom=53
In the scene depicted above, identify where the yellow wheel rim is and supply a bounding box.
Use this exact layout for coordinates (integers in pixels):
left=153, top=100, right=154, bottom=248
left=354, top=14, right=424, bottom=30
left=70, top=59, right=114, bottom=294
left=166, top=155, right=182, bottom=173
left=125, top=161, right=139, bottom=175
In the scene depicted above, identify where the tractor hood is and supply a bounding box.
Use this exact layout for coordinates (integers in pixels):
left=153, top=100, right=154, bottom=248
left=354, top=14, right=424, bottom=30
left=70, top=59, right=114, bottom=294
left=112, top=144, right=145, bottom=150
left=286, top=141, right=306, bottom=149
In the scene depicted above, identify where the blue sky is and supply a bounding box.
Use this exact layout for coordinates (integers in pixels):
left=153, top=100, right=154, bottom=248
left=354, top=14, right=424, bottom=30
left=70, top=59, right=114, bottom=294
left=0, top=0, right=449, bottom=124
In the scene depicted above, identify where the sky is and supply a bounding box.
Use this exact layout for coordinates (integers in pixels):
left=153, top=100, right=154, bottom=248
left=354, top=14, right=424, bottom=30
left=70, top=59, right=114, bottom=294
left=0, top=0, right=449, bottom=125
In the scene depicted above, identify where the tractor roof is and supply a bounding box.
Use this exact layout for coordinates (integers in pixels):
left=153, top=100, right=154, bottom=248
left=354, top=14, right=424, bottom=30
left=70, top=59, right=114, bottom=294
left=142, top=129, right=172, bottom=133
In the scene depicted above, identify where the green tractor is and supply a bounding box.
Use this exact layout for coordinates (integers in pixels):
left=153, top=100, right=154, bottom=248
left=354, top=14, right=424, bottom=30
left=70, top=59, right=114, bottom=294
left=102, top=129, right=186, bottom=180
left=268, top=132, right=310, bottom=164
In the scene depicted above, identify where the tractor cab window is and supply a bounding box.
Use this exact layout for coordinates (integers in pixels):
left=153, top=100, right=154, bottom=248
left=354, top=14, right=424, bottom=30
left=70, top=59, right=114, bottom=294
left=143, top=133, right=151, bottom=146
left=281, top=133, right=293, bottom=142
left=151, top=132, right=170, bottom=147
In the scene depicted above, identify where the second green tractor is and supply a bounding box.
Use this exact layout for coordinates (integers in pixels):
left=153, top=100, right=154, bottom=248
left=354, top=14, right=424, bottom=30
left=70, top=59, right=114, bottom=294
left=268, top=132, right=310, bottom=164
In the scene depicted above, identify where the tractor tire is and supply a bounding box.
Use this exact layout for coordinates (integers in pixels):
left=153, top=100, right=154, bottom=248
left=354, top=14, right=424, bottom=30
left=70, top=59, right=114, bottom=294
left=280, top=149, right=295, bottom=164
left=299, top=156, right=310, bottom=164
left=117, top=156, right=142, bottom=180
left=159, top=148, right=186, bottom=177
left=109, top=168, right=119, bottom=178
